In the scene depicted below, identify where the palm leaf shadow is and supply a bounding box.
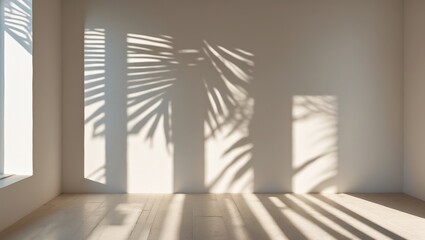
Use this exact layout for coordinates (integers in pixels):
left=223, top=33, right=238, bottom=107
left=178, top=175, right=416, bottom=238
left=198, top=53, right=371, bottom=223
left=292, top=96, right=338, bottom=192
left=84, top=29, right=106, bottom=138
left=3, top=0, right=32, bottom=53
left=126, top=34, right=255, bottom=191
left=126, top=34, right=177, bottom=147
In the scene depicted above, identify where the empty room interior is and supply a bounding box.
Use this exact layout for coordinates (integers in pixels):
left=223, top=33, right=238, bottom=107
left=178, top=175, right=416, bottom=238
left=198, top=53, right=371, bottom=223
left=1, top=0, right=425, bottom=239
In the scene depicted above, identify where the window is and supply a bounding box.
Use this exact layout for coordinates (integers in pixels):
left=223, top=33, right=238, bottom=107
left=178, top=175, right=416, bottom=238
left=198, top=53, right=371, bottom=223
left=0, top=0, right=33, bottom=179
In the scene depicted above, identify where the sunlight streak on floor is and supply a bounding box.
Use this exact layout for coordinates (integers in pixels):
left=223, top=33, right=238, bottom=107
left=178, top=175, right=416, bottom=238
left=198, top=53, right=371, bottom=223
left=242, top=194, right=288, bottom=239
left=158, top=195, right=186, bottom=240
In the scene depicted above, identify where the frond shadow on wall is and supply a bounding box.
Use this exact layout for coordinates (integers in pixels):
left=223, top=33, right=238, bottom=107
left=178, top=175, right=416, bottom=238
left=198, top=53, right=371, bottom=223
left=126, top=33, right=255, bottom=192
left=84, top=28, right=128, bottom=191
left=292, top=95, right=338, bottom=193
left=84, top=28, right=107, bottom=183
left=3, top=0, right=32, bottom=53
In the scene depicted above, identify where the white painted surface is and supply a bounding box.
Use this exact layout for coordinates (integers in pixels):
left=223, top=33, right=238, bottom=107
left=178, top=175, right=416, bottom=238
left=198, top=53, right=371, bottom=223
left=2, top=0, right=33, bottom=175
left=62, top=0, right=403, bottom=193
left=0, top=0, right=62, bottom=232
left=404, top=0, right=425, bottom=201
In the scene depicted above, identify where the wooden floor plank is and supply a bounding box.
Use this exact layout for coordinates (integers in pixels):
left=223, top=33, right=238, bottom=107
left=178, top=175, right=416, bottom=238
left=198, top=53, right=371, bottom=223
left=148, top=194, right=193, bottom=240
left=87, top=201, right=145, bottom=240
left=216, top=194, right=251, bottom=240
left=231, top=194, right=278, bottom=240
left=1, top=193, right=425, bottom=240
left=130, top=194, right=162, bottom=240
left=193, top=216, right=228, bottom=240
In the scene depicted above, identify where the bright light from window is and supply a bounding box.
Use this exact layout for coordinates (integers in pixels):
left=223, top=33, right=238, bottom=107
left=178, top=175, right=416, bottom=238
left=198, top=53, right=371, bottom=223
left=1, top=0, right=33, bottom=176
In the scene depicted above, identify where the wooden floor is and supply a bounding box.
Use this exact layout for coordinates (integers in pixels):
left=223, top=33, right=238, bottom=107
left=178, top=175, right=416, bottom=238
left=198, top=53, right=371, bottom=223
left=1, top=194, right=425, bottom=240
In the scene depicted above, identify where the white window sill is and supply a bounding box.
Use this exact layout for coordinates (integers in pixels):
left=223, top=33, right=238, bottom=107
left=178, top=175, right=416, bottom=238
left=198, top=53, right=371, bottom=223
left=0, top=175, right=31, bottom=189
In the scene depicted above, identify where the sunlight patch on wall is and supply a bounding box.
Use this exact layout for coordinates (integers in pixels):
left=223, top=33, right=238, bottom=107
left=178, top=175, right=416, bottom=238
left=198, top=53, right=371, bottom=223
left=84, top=28, right=106, bottom=184
left=126, top=33, right=174, bottom=193
left=292, top=95, right=338, bottom=193
left=204, top=45, right=255, bottom=193
left=204, top=97, right=254, bottom=193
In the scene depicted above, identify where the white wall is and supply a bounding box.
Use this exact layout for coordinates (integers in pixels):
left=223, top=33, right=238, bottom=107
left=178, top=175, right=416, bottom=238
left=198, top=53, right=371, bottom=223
left=0, top=0, right=62, bottom=232
left=404, top=0, right=425, bottom=201
left=62, top=0, right=403, bottom=194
